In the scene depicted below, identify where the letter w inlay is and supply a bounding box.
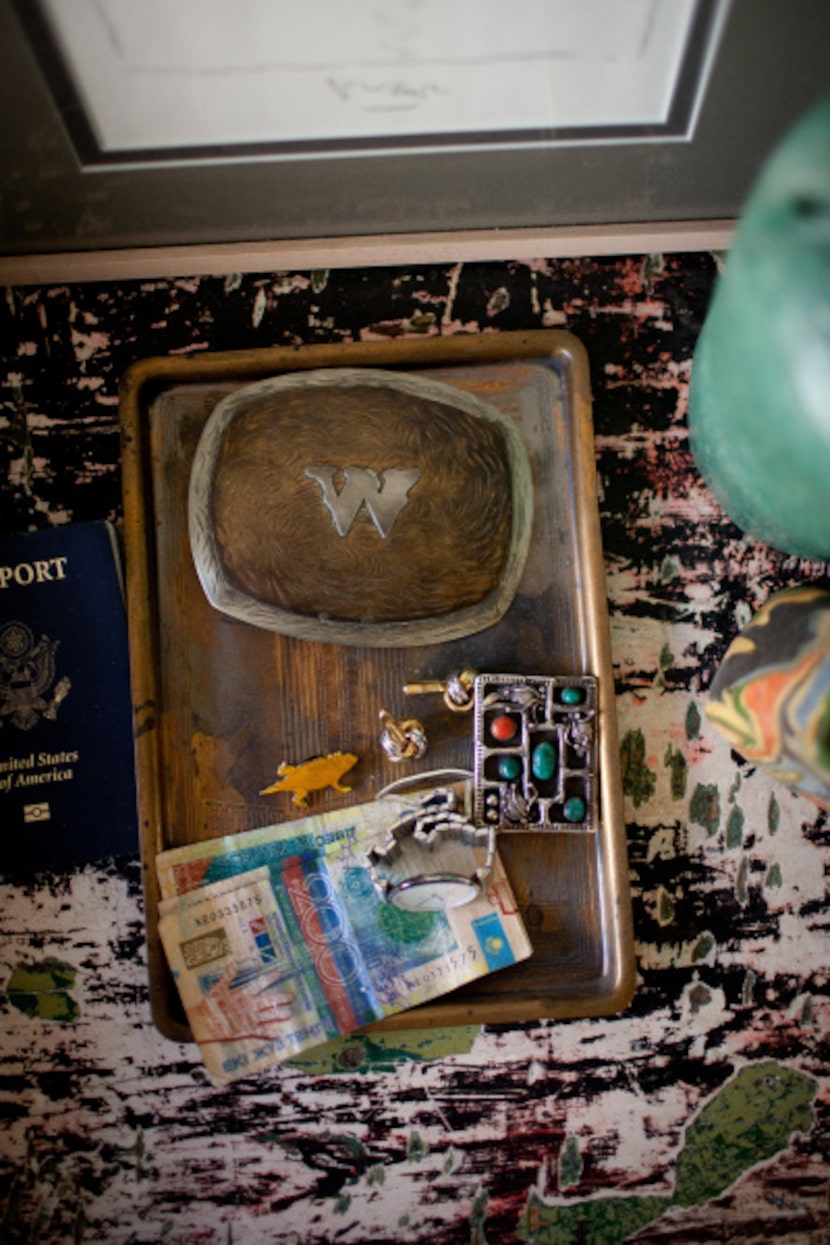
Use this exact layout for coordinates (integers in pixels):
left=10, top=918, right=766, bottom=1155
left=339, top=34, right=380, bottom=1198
left=304, top=465, right=421, bottom=538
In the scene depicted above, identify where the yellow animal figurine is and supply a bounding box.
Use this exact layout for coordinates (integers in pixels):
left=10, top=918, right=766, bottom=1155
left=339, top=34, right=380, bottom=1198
left=259, top=751, right=358, bottom=807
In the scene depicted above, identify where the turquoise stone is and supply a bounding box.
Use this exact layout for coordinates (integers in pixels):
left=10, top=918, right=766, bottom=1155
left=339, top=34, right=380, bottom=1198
left=498, top=755, right=521, bottom=781
left=531, top=741, right=557, bottom=781
left=561, top=687, right=584, bottom=705
left=563, top=796, right=586, bottom=822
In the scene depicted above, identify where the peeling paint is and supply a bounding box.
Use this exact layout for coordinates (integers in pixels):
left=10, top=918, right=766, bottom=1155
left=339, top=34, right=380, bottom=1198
left=0, top=254, right=827, bottom=1245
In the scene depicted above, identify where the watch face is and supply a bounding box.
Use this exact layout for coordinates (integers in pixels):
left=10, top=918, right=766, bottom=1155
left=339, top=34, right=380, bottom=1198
left=389, top=875, right=480, bottom=912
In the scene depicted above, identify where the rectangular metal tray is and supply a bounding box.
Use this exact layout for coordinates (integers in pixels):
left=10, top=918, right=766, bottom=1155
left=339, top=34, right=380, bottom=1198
left=119, top=330, right=635, bottom=1042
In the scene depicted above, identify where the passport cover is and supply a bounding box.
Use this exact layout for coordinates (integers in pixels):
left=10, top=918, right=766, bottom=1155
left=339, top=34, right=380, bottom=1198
left=0, top=521, right=138, bottom=872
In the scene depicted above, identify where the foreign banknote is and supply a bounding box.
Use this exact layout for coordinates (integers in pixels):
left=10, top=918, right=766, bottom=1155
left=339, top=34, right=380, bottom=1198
left=156, top=792, right=531, bottom=1082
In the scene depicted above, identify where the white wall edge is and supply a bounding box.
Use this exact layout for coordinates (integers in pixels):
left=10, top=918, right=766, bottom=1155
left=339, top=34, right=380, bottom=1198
left=0, top=220, right=734, bottom=287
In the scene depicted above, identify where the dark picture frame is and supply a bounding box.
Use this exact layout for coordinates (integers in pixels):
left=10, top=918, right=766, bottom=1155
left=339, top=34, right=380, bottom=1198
left=1, top=0, right=829, bottom=257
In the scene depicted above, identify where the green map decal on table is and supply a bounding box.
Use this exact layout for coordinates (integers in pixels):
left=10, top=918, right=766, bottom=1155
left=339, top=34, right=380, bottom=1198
left=286, top=1025, right=481, bottom=1076
left=6, top=958, right=79, bottom=1023
left=520, top=1061, right=817, bottom=1244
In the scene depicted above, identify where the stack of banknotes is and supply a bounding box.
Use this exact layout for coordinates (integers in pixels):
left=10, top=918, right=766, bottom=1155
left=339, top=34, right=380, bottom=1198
left=156, top=791, right=531, bottom=1083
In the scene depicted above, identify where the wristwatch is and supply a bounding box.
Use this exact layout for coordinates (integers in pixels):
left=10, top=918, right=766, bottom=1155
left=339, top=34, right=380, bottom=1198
left=366, top=788, right=495, bottom=912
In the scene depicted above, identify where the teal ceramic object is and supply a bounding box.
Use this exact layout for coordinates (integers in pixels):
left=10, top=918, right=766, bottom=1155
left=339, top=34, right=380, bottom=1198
left=688, top=96, right=830, bottom=559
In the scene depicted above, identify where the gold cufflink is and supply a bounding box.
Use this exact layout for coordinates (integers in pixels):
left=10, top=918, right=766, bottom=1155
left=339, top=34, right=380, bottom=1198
left=378, top=708, right=428, bottom=762
left=402, top=668, right=477, bottom=713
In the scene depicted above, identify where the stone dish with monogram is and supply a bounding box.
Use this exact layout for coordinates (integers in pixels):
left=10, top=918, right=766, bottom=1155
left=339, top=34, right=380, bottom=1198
left=188, top=368, right=533, bottom=647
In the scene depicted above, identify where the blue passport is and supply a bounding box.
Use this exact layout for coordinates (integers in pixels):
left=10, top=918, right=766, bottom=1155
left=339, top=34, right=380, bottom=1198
left=0, top=521, right=138, bottom=872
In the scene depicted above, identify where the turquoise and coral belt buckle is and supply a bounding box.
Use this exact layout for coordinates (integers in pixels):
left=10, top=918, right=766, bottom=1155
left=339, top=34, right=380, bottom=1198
left=472, top=673, right=598, bottom=833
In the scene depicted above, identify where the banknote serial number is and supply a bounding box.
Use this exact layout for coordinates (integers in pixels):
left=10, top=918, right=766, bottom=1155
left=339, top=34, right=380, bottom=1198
left=403, top=945, right=478, bottom=990
left=191, top=894, right=264, bottom=927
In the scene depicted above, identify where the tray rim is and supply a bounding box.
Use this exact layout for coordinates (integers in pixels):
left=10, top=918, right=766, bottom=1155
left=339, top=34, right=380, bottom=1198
left=119, top=329, right=636, bottom=1044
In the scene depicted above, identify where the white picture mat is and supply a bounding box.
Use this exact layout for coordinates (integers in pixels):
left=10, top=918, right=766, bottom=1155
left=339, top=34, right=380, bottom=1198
left=41, top=0, right=712, bottom=155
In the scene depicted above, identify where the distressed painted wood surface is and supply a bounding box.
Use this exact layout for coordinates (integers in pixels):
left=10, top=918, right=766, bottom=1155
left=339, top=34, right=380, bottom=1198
left=0, top=257, right=828, bottom=1244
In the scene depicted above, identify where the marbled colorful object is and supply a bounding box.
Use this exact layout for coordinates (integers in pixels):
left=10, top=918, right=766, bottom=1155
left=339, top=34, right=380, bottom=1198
left=706, top=586, right=830, bottom=808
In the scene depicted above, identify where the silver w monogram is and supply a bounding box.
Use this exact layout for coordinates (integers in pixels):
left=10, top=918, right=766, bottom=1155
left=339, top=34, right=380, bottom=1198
left=304, top=465, right=421, bottom=538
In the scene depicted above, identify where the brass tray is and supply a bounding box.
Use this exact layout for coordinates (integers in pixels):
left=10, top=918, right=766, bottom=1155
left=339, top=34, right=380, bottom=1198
left=119, top=330, right=635, bottom=1042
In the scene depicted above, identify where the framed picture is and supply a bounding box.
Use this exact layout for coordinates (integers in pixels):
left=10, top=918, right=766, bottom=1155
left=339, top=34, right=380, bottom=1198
left=2, top=0, right=829, bottom=259
left=17, top=0, right=724, bottom=166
